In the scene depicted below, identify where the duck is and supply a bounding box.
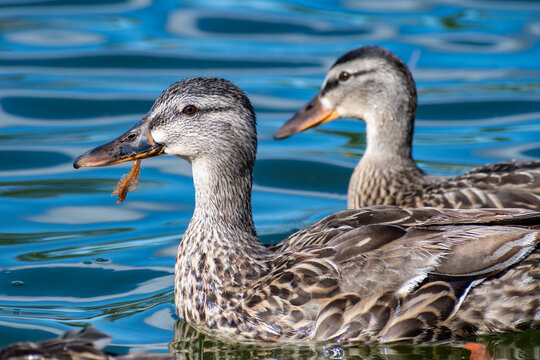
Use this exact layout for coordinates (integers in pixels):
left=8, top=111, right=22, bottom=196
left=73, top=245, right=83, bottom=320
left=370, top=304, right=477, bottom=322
left=0, top=327, right=173, bottom=360
left=274, top=46, right=540, bottom=210
left=74, top=77, right=540, bottom=344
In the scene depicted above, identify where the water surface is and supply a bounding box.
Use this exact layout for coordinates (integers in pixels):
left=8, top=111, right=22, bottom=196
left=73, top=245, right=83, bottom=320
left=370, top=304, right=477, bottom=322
left=0, top=0, right=539, bottom=359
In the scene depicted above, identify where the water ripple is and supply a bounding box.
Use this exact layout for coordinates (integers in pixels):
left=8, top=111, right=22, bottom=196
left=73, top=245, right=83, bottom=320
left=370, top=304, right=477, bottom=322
left=167, top=9, right=396, bottom=43
left=0, top=0, right=539, bottom=356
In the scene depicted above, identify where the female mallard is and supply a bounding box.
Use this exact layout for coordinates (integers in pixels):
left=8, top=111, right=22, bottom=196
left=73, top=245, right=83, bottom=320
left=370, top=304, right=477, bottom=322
left=274, top=46, right=540, bottom=210
left=0, top=327, right=171, bottom=360
left=0, top=328, right=110, bottom=360
left=75, top=77, right=540, bottom=344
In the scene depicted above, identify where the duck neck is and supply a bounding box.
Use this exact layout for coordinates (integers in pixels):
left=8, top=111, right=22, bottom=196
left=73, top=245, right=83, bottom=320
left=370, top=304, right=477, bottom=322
left=347, top=102, right=425, bottom=208
left=191, top=156, right=257, bottom=232
left=362, top=109, right=415, bottom=166
left=175, top=155, right=270, bottom=326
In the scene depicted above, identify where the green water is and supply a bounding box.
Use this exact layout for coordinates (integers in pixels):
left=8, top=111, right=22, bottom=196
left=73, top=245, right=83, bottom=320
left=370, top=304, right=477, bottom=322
left=0, top=0, right=539, bottom=358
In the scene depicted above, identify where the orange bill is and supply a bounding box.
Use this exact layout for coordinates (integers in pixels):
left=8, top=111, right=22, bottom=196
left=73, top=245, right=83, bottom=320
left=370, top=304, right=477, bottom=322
left=274, top=94, right=340, bottom=140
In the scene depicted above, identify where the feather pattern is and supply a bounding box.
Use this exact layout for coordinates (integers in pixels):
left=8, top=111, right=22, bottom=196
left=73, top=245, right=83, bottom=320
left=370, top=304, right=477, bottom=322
left=0, top=327, right=173, bottom=360
left=73, top=77, right=540, bottom=345
left=274, top=46, right=540, bottom=210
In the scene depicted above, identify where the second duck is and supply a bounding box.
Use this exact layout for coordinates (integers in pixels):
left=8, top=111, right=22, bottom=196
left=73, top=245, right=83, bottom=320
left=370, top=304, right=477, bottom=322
left=275, top=46, right=540, bottom=210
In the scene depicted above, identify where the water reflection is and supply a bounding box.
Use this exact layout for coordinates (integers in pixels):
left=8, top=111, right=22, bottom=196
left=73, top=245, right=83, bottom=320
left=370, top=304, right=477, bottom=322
left=0, top=0, right=149, bottom=16
left=169, top=320, right=540, bottom=359
left=169, top=321, right=472, bottom=360
left=409, top=32, right=527, bottom=53
left=29, top=205, right=145, bottom=224
left=167, top=9, right=396, bottom=43
left=0, top=262, right=172, bottom=303
left=5, top=29, right=105, bottom=47
left=1, top=96, right=152, bottom=120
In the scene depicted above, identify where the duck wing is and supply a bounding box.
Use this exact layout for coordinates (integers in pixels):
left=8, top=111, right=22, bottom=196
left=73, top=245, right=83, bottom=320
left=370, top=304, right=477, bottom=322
left=420, top=160, right=540, bottom=210
left=277, top=206, right=540, bottom=250
left=251, top=207, right=539, bottom=343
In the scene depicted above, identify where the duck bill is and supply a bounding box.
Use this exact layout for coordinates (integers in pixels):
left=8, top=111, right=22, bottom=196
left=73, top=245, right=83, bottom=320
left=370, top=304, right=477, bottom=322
left=274, top=94, right=340, bottom=140
left=73, top=121, right=164, bottom=169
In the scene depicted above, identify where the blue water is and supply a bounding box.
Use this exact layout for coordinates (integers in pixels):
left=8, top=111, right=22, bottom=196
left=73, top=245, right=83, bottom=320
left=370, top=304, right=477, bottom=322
left=0, top=0, right=539, bottom=358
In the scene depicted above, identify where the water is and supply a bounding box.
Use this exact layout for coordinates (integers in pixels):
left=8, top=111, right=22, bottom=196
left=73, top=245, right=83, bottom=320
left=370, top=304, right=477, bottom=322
left=0, top=0, right=539, bottom=358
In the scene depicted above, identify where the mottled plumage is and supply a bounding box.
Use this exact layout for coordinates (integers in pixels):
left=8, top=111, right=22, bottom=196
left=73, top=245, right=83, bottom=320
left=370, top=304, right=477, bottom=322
left=274, top=46, right=540, bottom=210
left=0, top=327, right=172, bottom=360
left=74, top=77, right=540, bottom=345
left=0, top=327, right=111, bottom=360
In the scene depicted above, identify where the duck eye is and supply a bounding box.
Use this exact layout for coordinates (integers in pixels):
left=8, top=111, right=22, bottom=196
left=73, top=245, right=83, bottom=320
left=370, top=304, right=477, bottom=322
left=338, top=72, right=351, bottom=81
left=182, top=105, right=197, bottom=115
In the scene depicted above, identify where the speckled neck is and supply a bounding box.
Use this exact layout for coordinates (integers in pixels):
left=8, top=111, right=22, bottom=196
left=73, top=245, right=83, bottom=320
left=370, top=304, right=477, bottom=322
left=348, top=158, right=427, bottom=208
left=174, top=155, right=271, bottom=327
left=348, top=51, right=423, bottom=208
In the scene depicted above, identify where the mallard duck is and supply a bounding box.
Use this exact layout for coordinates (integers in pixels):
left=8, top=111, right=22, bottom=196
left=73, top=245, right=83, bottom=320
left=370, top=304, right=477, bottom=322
left=274, top=46, right=540, bottom=210
left=74, top=77, right=540, bottom=344
left=0, top=327, right=110, bottom=360
left=0, top=327, right=172, bottom=360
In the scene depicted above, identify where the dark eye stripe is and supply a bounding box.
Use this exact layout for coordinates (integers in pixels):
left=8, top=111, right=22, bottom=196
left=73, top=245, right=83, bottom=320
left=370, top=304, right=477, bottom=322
left=320, top=69, right=375, bottom=96
left=321, top=79, right=339, bottom=96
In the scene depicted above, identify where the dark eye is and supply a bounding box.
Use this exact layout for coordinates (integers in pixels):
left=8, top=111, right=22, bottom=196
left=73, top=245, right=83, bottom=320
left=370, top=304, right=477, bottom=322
left=182, top=105, right=197, bottom=115
left=338, top=71, right=350, bottom=82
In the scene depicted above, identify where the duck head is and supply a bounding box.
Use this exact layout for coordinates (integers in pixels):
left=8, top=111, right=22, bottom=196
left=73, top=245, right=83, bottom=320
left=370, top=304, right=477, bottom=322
left=274, top=46, right=417, bottom=141
left=74, top=77, right=257, bottom=169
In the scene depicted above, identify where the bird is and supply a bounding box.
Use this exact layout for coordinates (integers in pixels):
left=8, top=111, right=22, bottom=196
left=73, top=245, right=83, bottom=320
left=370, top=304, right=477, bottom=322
left=274, top=46, right=540, bottom=210
left=0, top=327, right=173, bottom=360
left=74, top=77, right=540, bottom=344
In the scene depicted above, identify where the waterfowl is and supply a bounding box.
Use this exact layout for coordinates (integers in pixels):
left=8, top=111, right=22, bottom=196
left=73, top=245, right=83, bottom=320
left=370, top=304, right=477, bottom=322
left=0, top=327, right=172, bottom=360
left=274, top=46, right=540, bottom=210
left=74, top=77, right=540, bottom=344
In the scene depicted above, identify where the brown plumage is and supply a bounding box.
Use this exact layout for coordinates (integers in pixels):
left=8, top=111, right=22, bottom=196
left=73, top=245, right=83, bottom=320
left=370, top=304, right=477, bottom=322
left=74, top=77, right=540, bottom=344
left=0, top=327, right=172, bottom=360
left=0, top=327, right=112, bottom=360
left=274, top=46, right=540, bottom=210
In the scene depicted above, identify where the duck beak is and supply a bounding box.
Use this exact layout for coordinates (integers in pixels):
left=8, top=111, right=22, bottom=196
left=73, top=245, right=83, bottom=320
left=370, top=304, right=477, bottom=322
left=73, top=121, right=164, bottom=169
left=274, top=94, right=340, bottom=140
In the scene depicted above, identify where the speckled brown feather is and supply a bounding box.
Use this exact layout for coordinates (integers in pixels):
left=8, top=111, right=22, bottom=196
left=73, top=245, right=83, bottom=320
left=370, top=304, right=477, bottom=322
left=177, top=205, right=540, bottom=344
left=0, top=327, right=172, bottom=360
left=349, top=159, right=540, bottom=210
left=75, top=78, right=540, bottom=345
left=152, top=80, right=540, bottom=344
left=275, top=46, right=540, bottom=211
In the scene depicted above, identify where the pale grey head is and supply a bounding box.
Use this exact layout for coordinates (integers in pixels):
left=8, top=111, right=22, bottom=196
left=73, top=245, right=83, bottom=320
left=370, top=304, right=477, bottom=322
left=323, top=46, right=417, bottom=126
left=75, top=77, right=257, bottom=174
left=275, top=46, right=418, bottom=160
left=149, top=77, right=257, bottom=168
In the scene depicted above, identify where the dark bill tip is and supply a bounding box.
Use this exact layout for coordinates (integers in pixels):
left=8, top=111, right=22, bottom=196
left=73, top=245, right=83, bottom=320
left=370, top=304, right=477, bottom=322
left=74, top=122, right=164, bottom=169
